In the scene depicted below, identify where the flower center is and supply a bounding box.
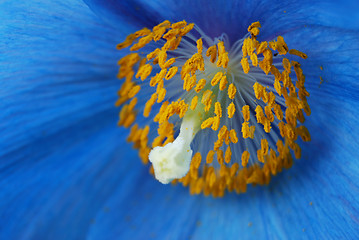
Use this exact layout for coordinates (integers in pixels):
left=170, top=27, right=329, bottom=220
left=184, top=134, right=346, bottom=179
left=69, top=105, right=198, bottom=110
left=116, top=20, right=310, bottom=197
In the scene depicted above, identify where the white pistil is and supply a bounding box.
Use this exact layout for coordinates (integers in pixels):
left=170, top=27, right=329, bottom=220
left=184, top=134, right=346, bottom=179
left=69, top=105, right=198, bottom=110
left=149, top=111, right=200, bottom=184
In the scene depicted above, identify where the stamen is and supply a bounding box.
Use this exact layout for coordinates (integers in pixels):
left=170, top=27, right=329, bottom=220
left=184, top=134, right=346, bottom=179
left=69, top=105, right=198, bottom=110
left=116, top=20, right=310, bottom=197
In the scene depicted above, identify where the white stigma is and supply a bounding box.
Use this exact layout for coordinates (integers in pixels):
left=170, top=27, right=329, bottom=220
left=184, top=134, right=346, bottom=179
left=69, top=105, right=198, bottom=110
left=149, top=112, right=200, bottom=184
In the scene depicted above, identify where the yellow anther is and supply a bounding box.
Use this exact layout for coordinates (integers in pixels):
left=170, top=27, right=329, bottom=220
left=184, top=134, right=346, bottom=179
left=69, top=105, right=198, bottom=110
left=144, top=93, right=157, bottom=117
left=153, top=69, right=167, bottom=86
left=163, top=36, right=180, bottom=51
left=165, top=66, right=178, bottom=80
left=241, top=151, right=250, bottom=167
left=273, top=104, right=283, bottom=120
left=242, top=122, right=250, bottom=138
left=257, top=149, right=265, bottom=163
left=162, top=58, right=176, bottom=68
left=128, top=85, right=141, bottom=98
left=178, top=100, right=189, bottom=118
left=214, top=138, right=223, bottom=151
left=259, top=49, right=272, bottom=74
left=179, top=23, right=195, bottom=36
left=191, top=152, right=202, bottom=169
left=250, top=53, right=258, bottom=67
left=163, top=28, right=180, bottom=40
left=206, top=150, right=215, bottom=164
left=211, top=117, right=220, bottom=131
left=270, top=65, right=281, bottom=80
left=242, top=38, right=249, bottom=57
left=241, top=57, right=250, bottom=74
left=273, top=79, right=282, bottom=96
left=217, top=150, right=224, bottom=165
left=292, top=142, right=301, bottom=159
left=146, top=48, right=161, bottom=61
left=276, top=36, right=288, bottom=55
left=211, top=72, right=223, bottom=86
left=195, top=79, right=206, bottom=93
left=206, top=45, right=217, bottom=63
left=225, top=146, right=232, bottom=164
left=245, top=38, right=255, bottom=56
left=263, top=119, right=271, bottom=133
left=207, top=168, right=216, bottom=188
left=264, top=105, right=274, bottom=122
left=196, top=38, right=203, bottom=54
left=214, top=102, right=222, bottom=117
left=217, top=52, right=229, bottom=68
left=282, top=70, right=291, bottom=88
left=285, top=124, right=297, bottom=141
left=227, top=83, right=236, bottom=99
left=201, top=117, right=214, bottom=129
left=268, top=40, right=277, bottom=51
left=130, top=34, right=153, bottom=51
left=219, top=75, right=228, bottom=91
left=152, top=26, right=167, bottom=42
left=134, top=27, right=151, bottom=38
left=262, top=89, right=269, bottom=104
left=216, top=41, right=229, bottom=68
left=157, top=87, right=166, bottom=103
left=278, top=121, right=286, bottom=138
left=136, top=64, right=153, bottom=81
left=127, top=124, right=139, bottom=142
left=257, top=41, right=268, bottom=55
left=153, top=20, right=170, bottom=32
left=296, top=126, right=311, bottom=142
left=253, top=82, right=263, bottom=100
left=255, top=105, right=265, bottom=124
left=183, top=73, right=190, bottom=90
left=224, top=130, right=231, bottom=146
left=282, top=58, right=291, bottom=73
left=171, top=20, right=187, bottom=29
left=217, top=41, right=225, bottom=55
left=201, top=90, right=213, bottom=111
left=118, top=104, right=136, bottom=128
left=249, top=126, right=255, bottom=139
left=242, top=105, right=250, bottom=122
left=186, top=75, right=197, bottom=91
left=261, top=139, right=269, bottom=156
left=229, top=129, right=238, bottom=143
left=267, top=92, right=276, bottom=108
left=158, top=50, right=167, bottom=68
left=141, top=125, right=150, bottom=140
left=190, top=96, right=198, bottom=110
left=249, top=27, right=260, bottom=36
left=116, top=34, right=137, bottom=50
left=218, top=125, right=228, bottom=139
left=230, top=163, right=239, bottom=177
left=248, top=21, right=261, bottom=32
left=227, top=102, right=236, bottom=118
left=149, top=75, right=160, bottom=88
left=289, top=49, right=307, bottom=59
left=118, top=52, right=140, bottom=67
left=128, top=97, right=138, bottom=110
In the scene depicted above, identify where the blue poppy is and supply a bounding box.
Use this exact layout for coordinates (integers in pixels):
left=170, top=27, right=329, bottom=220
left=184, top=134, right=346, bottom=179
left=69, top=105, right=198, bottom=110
left=1, top=0, right=359, bottom=239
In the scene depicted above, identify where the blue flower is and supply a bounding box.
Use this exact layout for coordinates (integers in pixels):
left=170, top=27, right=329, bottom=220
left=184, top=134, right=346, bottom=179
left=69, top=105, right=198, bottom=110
left=1, top=0, right=359, bottom=239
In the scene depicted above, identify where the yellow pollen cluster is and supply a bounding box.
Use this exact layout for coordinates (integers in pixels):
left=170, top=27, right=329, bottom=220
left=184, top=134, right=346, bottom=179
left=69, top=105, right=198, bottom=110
left=116, top=20, right=310, bottom=197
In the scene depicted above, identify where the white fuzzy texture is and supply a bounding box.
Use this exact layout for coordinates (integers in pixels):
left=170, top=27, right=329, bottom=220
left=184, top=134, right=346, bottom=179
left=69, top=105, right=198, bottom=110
left=149, top=113, right=199, bottom=184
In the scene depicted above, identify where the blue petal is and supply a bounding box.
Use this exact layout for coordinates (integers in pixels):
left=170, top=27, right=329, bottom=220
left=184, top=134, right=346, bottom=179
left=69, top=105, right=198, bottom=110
left=0, top=0, right=125, bottom=159
left=2, top=0, right=359, bottom=239
left=0, top=0, right=142, bottom=239
left=85, top=0, right=359, bottom=41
